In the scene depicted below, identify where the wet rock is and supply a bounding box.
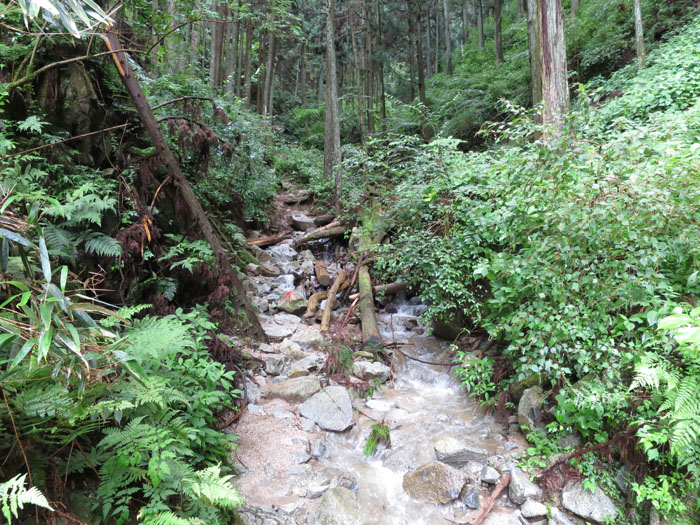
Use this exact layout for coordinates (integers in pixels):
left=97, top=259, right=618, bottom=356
left=402, top=461, right=468, bottom=504
left=521, top=499, right=547, bottom=518
left=517, top=386, right=545, bottom=431
left=463, top=461, right=484, bottom=478
left=404, top=318, right=419, bottom=330
left=264, top=355, right=285, bottom=376
left=289, top=356, right=323, bottom=378
left=280, top=189, right=310, bottom=204
left=265, top=376, right=321, bottom=402
left=431, top=309, right=468, bottom=340
left=307, top=483, right=330, bottom=499
left=235, top=503, right=296, bottom=525
left=384, top=442, right=434, bottom=473
left=310, top=436, right=330, bottom=459
left=509, top=374, right=543, bottom=403
left=292, top=327, right=325, bottom=351
left=250, top=245, right=273, bottom=264
left=434, top=437, right=489, bottom=467
left=549, top=508, right=577, bottom=525
left=561, top=481, right=617, bottom=524
left=300, top=386, right=355, bottom=432
left=292, top=213, right=316, bottom=231
left=306, top=487, right=365, bottom=525
left=508, top=467, right=542, bottom=505
left=267, top=244, right=298, bottom=264
left=464, top=491, right=480, bottom=509
left=280, top=338, right=306, bottom=359
left=279, top=289, right=308, bottom=315
left=263, top=324, right=297, bottom=339
left=300, top=416, right=318, bottom=433
left=273, top=274, right=296, bottom=291
left=481, top=510, right=523, bottom=525
left=481, top=466, right=500, bottom=484
left=614, top=466, right=631, bottom=496
left=245, top=379, right=263, bottom=403
left=352, top=360, right=391, bottom=383
left=260, top=263, right=281, bottom=277
left=323, top=468, right=359, bottom=494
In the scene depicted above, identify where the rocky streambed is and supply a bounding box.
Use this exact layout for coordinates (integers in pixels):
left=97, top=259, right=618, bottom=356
left=229, top=192, right=619, bottom=525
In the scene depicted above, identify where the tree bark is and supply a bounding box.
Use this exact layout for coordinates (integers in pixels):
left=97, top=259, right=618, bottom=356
left=476, top=0, right=484, bottom=51
left=414, top=3, right=429, bottom=140
left=320, top=270, right=347, bottom=333
left=377, top=0, right=387, bottom=130
left=527, top=0, right=542, bottom=112
left=324, top=0, right=343, bottom=209
left=358, top=265, right=381, bottom=347
left=226, top=0, right=241, bottom=94
left=633, top=0, right=646, bottom=68
left=210, top=1, right=226, bottom=88
left=242, top=18, right=253, bottom=105
left=570, top=0, right=579, bottom=16
left=299, top=44, right=308, bottom=107
left=443, top=0, right=453, bottom=74
left=262, top=18, right=276, bottom=115
left=494, top=0, right=503, bottom=63
left=350, top=19, right=367, bottom=145
left=364, top=1, right=375, bottom=135
left=539, top=0, right=569, bottom=135
left=104, top=30, right=265, bottom=341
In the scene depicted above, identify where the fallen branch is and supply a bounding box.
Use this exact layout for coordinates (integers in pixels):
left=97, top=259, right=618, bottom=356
left=358, top=265, right=381, bottom=347
left=304, top=291, right=329, bottom=318
left=152, top=96, right=215, bottom=110
left=393, top=346, right=455, bottom=367
left=349, top=281, right=407, bottom=301
left=468, top=472, right=511, bottom=525
left=342, top=296, right=360, bottom=327
left=246, top=232, right=292, bottom=248
left=341, top=253, right=365, bottom=303
left=320, top=270, right=347, bottom=333
left=315, top=259, right=332, bottom=287
left=295, top=220, right=350, bottom=246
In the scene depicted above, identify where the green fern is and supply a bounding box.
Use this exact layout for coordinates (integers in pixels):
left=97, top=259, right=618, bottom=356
left=0, top=474, right=53, bottom=524
left=140, top=511, right=204, bottom=525
left=123, top=316, right=192, bottom=360
left=82, top=232, right=122, bottom=257
left=183, top=465, right=242, bottom=509
left=42, top=223, right=78, bottom=261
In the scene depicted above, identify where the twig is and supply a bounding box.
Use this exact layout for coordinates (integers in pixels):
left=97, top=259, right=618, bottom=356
left=393, top=346, right=455, bottom=367
left=219, top=363, right=248, bottom=429
left=1, top=387, right=32, bottom=486
left=155, top=115, right=208, bottom=129
left=149, top=176, right=172, bottom=213
left=468, top=472, right=511, bottom=525
left=152, top=96, right=215, bottom=111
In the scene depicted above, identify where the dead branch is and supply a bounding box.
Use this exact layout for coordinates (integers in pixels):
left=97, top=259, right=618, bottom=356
left=321, top=270, right=347, bottom=333
left=246, top=232, right=292, bottom=247
left=468, top=472, right=511, bottom=525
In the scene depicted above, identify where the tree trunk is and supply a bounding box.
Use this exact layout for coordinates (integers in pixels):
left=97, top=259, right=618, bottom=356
left=570, top=0, right=578, bottom=16
left=358, top=265, right=381, bottom=347
left=242, top=19, right=253, bottom=104
left=527, top=0, right=543, bottom=112
left=324, top=0, right=343, bottom=209
left=320, top=270, right=347, bottom=333
left=443, top=0, right=453, bottom=74
left=377, top=0, right=387, bottom=129
left=364, top=1, right=375, bottom=135
left=104, top=30, right=265, bottom=341
left=409, top=12, right=416, bottom=101
left=415, top=3, right=429, bottom=139
left=210, top=1, right=225, bottom=88
left=494, top=0, right=503, bottom=63
left=226, top=0, right=241, bottom=94
left=262, top=19, right=276, bottom=115
left=462, top=2, right=469, bottom=48
left=350, top=21, right=367, bottom=145
left=539, top=0, right=569, bottom=135
left=299, top=44, right=308, bottom=107
left=476, top=0, right=484, bottom=51
left=633, top=0, right=646, bottom=68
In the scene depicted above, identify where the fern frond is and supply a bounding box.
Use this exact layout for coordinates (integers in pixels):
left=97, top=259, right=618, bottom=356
left=82, top=232, right=122, bottom=257
left=0, top=474, right=53, bottom=524
left=139, top=511, right=200, bottom=525
left=122, top=316, right=192, bottom=360
left=43, top=222, right=77, bottom=261
left=183, top=465, right=242, bottom=510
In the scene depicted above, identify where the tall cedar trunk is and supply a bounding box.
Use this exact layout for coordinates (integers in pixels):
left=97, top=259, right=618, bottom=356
left=518, top=0, right=526, bottom=17
left=434, top=5, right=440, bottom=75
left=494, top=0, right=503, bottom=62
left=527, top=0, right=543, bottom=112
left=226, top=1, right=240, bottom=94
left=165, top=0, right=177, bottom=72
left=150, top=0, right=159, bottom=65
left=415, top=3, right=429, bottom=139
left=324, top=0, right=342, bottom=209
left=257, top=34, right=266, bottom=113
left=539, top=0, right=569, bottom=134
left=377, top=0, right=387, bottom=129
left=462, top=3, right=469, bottom=48
left=104, top=30, right=265, bottom=340
left=570, top=0, right=578, bottom=16
left=364, top=1, right=375, bottom=135
left=190, top=5, right=201, bottom=73
left=476, top=0, right=484, bottom=51
left=408, top=13, right=416, bottom=101
left=318, top=68, right=324, bottom=103
left=633, top=0, right=646, bottom=68
left=350, top=19, right=367, bottom=144
left=262, top=18, right=276, bottom=115
left=210, top=1, right=225, bottom=88
left=300, top=44, right=308, bottom=107
left=425, top=7, right=432, bottom=76
left=242, top=19, right=253, bottom=104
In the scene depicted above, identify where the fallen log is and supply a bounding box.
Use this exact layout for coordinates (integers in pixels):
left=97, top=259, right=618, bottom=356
left=349, top=281, right=407, bottom=301
left=320, top=270, right=347, bottom=333
left=303, top=291, right=329, bottom=318
left=295, top=225, right=349, bottom=246
left=358, top=265, right=381, bottom=348
left=468, top=472, right=511, bottom=525
left=314, top=259, right=332, bottom=287
left=314, top=213, right=336, bottom=227
left=247, top=232, right=292, bottom=247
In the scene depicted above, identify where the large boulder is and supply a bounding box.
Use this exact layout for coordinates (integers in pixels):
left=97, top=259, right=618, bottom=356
left=434, top=437, right=489, bottom=467
left=267, top=244, right=298, bottom=264
left=548, top=508, right=577, bottom=525
left=352, top=361, right=391, bottom=383
left=561, top=482, right=618, bottom=524
left=265, top=376, right=321, bottom=403
left=306, top=487, right=365, bottom=525
left=263, top=324, right=297, bottom=339
left=402, top=461, right=468, bottom=504
left=264, top=355, right=285, bottom=376
left=279, top=288, right=307, bottom=315
left=300, top=386, right=355, bottom=432
left=517, top=386, right=546, bottom=431
left=289, top=355, right=323, bottom=378
left=291, top=213, right=316, bottom=232
left=508, top=467, right=542, bottom=505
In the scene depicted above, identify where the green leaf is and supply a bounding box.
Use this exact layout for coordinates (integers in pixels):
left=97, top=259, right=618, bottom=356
left=0, top=228, right=32, bottom=247
left=11, top=337, right=36, bottom=368
left=39, top=236, right=51, bottom=283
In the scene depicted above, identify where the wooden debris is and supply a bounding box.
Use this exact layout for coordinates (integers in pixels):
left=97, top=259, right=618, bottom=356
left=247, top=232, right=292, bottom=247
left=468, top=472, right=511, bottom=525
left=315, top=259, right=332, bottom=287
left=314, top=213, right=336, bottom=227
left=304, top=291, right=329, bottom=318
left=320, top=270, right=347, bottom=333
left=358, top=265, right=381, bottom=347
left=295, top=219, right=350, bottom=246
left=349, top=281, right=407, bottom=301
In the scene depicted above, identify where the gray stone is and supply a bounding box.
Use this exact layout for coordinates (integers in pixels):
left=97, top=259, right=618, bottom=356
left=300, top=386, right=355, bottom=432
left=250, top=245, right=272, bottom=264
left=236, top=503, right=296, bottom=525
left=264, top=355, right=285, bottom=376
left=384, top=443, right=434, bottom=473
left=549, top=508, right=577, bottom=525
left=246, top=379, right=263, bottom=403
left=289, top=356, right=323, bottom=378
left=279, top=289, right=308, bottom=315
left=324, top=468, right=359, bottom=494
left=254, top=298, right=269, bottom=313
left=267, top=244, right=298, bottom=264
left=310, top=437, right=330, bottom=459
left=352, top=360, right=391, bottom=383
left=517, top=386, right=545, bottom=431
left=509, top=374, right=543, bottom=403
left=306, top=487, right=365, bottom=525
left=280, top=338, right=306, bottom=359
left=463, top=461, right=484, bottom=478
left=481, top=466, right=500, bottom=484
left=247, top=404, right=265, bottom=415
left=521, top=499, right=547, bottom=518
left=508, top=467, right=542, bottom=505
left=561, top=482, right=617, bottom=524
left=247, top=263, right=261, bottom=275
left=464, top=491, right=480, bottom=510
left=480, top=510, right=522, bottom=525
left=263, top=324, right=297, bottom=339
left=300, top=416, right=318, bottom=433
left=292, top=213, right=316, bottom=231
left=265, top=376, right=322, bottom=402
left=434, top=437, right=489, bottom=467
left=260, top=263, right=281, bottom=277
left=280, top=189, right=310, bottom=204
left=273, top=274, right=296, bottom=291
left=292, top=327, right=325, bottom=351
left=307, top=483, right=330, bottom=499
left=614, top=466, right=631, bottom=496
left=402, top=461, right=469, bottom=504
left=271, top=312, right=303, bottom=325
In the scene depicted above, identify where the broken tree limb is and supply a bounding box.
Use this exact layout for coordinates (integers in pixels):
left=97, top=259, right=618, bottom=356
left=315, top=259, right=332, bottom=287
left=104, top=29, right=265, bottom=341
left=294, top=219, right=350, bottom=246
left=358, top=265, right=381, bottom=347
left=304, top=291, right=329, bottom=318
left=349, top=281, right=407, bottom=301
left=246, top=232, right=292, bottom=247
left=468, top=472, right=511, bottom=525
left=320, top=270, right=347, bottom=333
